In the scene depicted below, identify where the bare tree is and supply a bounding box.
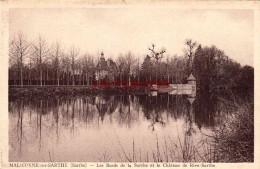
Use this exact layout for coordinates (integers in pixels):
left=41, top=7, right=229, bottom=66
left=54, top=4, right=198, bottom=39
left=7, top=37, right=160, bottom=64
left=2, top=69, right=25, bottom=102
left=28, top=61, right=32, bottom=85
left=69, top=46, right=79, bottom=86
left=133, top=58, right=141, bottom=84
left=79, top=56, right=86, bottom=85
left=85, top=55, right=95, bottom=86
left=79, top=54, right=94, bottom=86
left=9, top=32, right=31, bottom=87
left=124, top=52, right=137, bottom=86
left=148, top=44, right=166, bottom=61
left=116, top=54, right=126, bottom=87
left=50, top=42, right=64, bottom=86
left=32, top=36, right=49, bottom=87
left=166, top=56, right=170, bottom=83
left=148, top=44, right=166, bottom=82
left=185, top=39, right=197, bottom=74
left=61, top=55, right=71, bottom=85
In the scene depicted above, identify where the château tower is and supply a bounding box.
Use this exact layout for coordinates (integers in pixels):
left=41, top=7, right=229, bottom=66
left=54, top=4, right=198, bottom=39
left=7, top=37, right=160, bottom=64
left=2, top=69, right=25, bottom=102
left=101, top=51, right=104, bottom=59
left=187, top=73, right=196, bottom=91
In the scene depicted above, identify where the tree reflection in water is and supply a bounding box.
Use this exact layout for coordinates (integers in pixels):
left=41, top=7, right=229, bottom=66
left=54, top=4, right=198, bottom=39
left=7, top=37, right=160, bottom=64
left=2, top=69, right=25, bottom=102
left=9, top=90, right=240, bottom=162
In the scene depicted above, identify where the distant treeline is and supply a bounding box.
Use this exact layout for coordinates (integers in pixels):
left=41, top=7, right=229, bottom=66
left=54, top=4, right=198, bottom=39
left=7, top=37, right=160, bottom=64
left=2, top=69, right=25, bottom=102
left=9, top=32, right=253, bottom=90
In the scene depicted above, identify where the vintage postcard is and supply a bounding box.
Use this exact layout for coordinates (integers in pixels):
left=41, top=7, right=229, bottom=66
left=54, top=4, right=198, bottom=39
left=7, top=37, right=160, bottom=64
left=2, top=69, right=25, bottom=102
left=0, top=0, right=259, bottom=169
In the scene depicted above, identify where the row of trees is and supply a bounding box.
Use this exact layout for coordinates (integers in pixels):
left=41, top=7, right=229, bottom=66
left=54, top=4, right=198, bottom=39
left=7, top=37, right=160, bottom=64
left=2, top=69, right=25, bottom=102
left=9, top=33, right=95, bottom=87
left=9, top=32, right=254, bottom=90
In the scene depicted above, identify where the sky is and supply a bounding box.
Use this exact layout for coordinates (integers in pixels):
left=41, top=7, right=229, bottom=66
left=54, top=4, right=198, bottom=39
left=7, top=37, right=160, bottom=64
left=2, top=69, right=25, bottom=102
left=9, top=8, right=254, bottom=66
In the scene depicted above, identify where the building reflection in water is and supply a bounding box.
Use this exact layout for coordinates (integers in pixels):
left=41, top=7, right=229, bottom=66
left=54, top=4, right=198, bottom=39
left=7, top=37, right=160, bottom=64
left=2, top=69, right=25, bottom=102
left=9, top=89, right=235, bottom=162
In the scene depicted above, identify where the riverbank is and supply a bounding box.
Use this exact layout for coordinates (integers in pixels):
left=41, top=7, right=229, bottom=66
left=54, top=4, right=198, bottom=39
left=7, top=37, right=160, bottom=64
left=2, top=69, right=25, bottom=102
left=212, top=97, right=254, bottom=162
left=9, top=85, right=151, bottom=98
left=101, top=97, right=254, bottom=162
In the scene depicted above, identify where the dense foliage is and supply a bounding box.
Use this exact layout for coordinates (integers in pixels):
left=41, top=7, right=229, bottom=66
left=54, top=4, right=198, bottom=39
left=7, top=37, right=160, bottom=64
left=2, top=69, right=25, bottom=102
left=193, top=45, right=254, bottom=90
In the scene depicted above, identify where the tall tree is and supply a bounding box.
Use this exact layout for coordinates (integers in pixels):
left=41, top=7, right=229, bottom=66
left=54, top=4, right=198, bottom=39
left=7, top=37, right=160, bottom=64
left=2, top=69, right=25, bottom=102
left=141, top=55, right=153, bottom=82
left=133, top=58, right=141, bottom=84
left=117, top=55, right=126, bottom=87
left=193, top=44, right=242, bottom=90
left=80, top=54, right=89, bottom=85
left=61, top=55, right=71, bottom=85
left=9, top=32, right=31, bottom=87
left=124, top=52, right=137, bottom=86
left=184, top=39, right=197, bottom=74
left=50, top=42, right=64, bottom=86
left=148, top=44, right=166, bottom=82
left=32, top=36, right=49, bottom=87
left=69, top=46, right=79, bottom=86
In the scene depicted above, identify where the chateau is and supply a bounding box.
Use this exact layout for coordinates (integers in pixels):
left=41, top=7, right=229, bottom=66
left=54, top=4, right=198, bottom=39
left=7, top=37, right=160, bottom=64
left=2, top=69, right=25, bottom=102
left=96, top=51, right=117, bottom=81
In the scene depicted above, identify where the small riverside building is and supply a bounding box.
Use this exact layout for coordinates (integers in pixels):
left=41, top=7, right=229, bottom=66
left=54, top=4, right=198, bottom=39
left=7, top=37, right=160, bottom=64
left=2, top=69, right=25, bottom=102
left=168, top=73, right=196, bottom=91
left=187, top=73, right=196, bottom=91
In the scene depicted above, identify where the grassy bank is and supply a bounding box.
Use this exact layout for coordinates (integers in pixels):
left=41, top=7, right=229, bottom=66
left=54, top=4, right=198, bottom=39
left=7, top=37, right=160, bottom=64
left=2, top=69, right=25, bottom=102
left=9, top=85, right=151, bottom=98
left=212, top=98, right=254, bottom=162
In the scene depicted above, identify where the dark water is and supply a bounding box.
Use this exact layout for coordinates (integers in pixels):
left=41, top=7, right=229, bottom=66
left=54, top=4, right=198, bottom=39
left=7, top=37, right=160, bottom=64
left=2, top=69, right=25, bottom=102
left=9, top=90, right=238, bottom=162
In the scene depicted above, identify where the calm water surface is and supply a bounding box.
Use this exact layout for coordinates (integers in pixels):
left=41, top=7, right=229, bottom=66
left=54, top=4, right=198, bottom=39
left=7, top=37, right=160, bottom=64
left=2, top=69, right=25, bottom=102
left=9, top=91, right=234, bottom=162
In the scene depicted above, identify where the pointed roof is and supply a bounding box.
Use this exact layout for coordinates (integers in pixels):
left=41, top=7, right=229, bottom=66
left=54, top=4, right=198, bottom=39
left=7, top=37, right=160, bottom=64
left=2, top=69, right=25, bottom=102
left=97, top=51, right=109, bottom=70
left=187, top=73, right=196, bottom=81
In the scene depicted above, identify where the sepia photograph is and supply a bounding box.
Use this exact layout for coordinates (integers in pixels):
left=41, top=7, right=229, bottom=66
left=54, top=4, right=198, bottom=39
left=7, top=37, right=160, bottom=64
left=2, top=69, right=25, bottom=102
left=7, top=6, right=254, bottom=163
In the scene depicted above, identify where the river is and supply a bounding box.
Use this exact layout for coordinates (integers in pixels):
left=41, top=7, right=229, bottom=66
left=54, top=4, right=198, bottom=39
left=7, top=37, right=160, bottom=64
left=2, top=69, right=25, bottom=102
left=9, top=90, right=240, bottom=162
